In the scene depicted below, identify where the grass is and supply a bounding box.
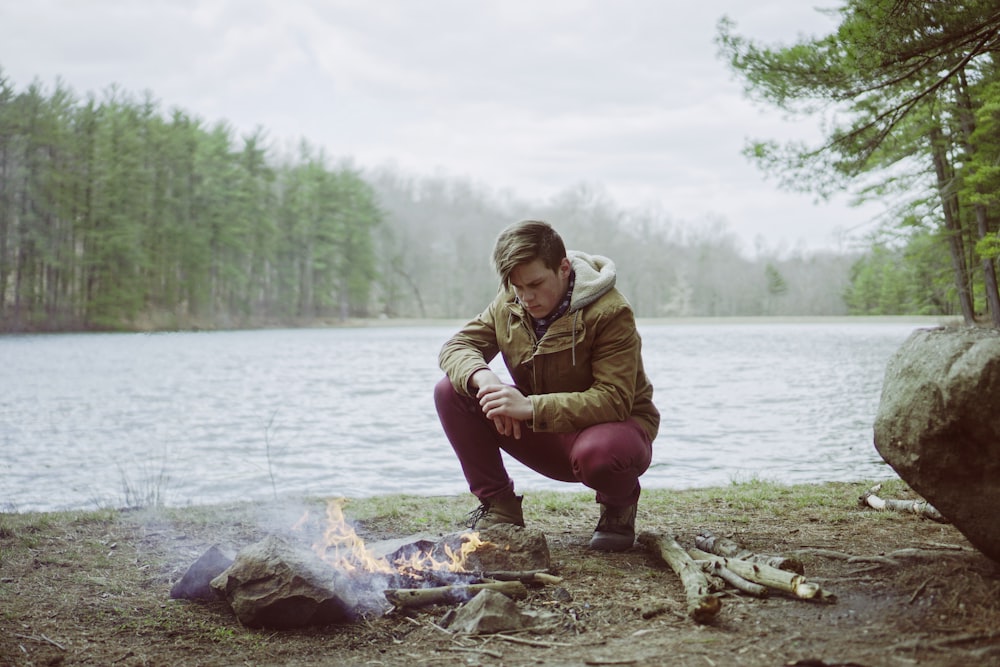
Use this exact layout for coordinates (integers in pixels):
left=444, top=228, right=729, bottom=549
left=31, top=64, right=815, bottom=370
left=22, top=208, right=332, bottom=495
left=116, top=461, right=171, bottom=509
left=1, top=478, right=913, bottom=533
left=0, top=478, right=914, bottom=577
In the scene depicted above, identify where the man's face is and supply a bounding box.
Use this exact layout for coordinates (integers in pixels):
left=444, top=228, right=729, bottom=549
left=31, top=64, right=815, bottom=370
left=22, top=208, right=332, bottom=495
left=510, top=257, right=571, bottom=319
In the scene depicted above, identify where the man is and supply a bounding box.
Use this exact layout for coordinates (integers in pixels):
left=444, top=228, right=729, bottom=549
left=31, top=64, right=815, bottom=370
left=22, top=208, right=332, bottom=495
left=434, top=220, right=659, bottom=551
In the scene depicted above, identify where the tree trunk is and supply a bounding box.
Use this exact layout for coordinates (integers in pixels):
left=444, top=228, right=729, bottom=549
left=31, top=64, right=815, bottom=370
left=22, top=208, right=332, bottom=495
left=954, top=71, right=1000, bottom=327
left=975, top=204, right=1000, bottom=327
left=929, top=123, right=976, bottom=323
left=394, top=264, right=427, bottom=319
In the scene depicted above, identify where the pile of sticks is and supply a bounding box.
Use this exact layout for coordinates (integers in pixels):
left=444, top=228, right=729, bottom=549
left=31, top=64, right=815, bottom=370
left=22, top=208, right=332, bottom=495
left=639, top=530, right=836, bottom=624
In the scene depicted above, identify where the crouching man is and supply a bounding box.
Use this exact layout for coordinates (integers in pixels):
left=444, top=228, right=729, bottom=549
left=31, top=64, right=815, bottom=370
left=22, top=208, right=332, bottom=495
left=434, top=219, right=659, bottom=551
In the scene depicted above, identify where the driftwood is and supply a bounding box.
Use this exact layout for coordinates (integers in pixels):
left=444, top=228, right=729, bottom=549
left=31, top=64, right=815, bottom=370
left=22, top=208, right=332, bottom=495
left=638, top=531, right=721, bottom=623
left=701, top=559, right=769, bottom=598
left=688, top=547, right=836, bottom=603
left=859, top=484, right=947, bottom=522
left=695, top=530, right=804, bottom=574
left=385, top=580, right=527, bottom=609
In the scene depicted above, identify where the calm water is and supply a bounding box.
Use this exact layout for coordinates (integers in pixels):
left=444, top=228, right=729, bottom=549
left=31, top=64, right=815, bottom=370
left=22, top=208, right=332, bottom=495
left=0, top=320, right=935, bottom=513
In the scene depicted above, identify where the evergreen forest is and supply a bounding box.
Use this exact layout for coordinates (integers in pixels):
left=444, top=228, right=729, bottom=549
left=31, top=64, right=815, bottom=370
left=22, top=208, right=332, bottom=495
left=1, top=1, right=998, bottom=332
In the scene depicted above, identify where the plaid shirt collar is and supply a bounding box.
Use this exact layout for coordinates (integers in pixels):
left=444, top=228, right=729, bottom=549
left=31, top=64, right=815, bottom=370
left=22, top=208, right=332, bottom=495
left=529, top=270, right=575, bottom=340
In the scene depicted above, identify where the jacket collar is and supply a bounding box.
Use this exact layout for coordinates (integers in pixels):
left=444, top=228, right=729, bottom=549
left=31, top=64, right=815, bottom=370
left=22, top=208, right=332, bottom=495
left=567, top=250, right=616, bottom=312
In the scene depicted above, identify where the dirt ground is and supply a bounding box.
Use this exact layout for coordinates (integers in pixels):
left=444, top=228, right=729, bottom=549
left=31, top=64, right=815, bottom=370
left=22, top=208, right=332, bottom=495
left=2, top=481, right=999, bottom=667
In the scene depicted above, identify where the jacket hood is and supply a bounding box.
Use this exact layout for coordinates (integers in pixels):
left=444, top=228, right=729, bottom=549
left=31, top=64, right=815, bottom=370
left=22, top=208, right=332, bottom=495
left=568, top=250, right=616, bottom=312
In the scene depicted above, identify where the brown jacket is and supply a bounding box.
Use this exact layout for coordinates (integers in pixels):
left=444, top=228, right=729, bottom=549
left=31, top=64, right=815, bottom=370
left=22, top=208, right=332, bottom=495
left=439, top=251, right=659, bottom=441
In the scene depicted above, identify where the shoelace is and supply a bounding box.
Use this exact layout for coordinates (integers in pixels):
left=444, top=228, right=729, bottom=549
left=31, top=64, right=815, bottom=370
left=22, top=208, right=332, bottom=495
left=465, top=502, right=491, bottom=529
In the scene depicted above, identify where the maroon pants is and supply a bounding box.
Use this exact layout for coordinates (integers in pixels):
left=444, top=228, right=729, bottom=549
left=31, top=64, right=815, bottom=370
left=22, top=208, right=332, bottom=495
left=434, top=376, right=653, bottom=507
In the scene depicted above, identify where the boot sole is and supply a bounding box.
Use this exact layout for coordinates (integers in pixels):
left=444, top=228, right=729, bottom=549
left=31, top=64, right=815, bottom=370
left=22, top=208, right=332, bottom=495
left=589, top=531, right=635, bottom=552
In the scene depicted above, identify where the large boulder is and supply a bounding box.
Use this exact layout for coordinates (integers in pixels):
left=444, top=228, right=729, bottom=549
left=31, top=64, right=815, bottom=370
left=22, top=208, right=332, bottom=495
left=874, top=326, right=1000, bottom=562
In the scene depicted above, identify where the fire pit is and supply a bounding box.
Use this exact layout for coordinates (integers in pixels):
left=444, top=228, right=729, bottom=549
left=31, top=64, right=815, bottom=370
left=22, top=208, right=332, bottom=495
left=170, top=499, right=555, bottom=629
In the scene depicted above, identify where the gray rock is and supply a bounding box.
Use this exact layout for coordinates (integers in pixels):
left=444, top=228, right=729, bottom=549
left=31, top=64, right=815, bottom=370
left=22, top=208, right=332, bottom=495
left=210, top=534, right=370, bottom=628
left=445, top=589, right=558, bottom=635
left=460, top=524, right=551, bottom=572
left=169, top=544, right=233, bottom=600
left=874, top=326, right=1000, bottom=562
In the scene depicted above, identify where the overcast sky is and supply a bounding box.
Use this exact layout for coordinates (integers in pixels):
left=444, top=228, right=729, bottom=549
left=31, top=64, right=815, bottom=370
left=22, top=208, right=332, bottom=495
left=0, top=0, right=881, bottom=254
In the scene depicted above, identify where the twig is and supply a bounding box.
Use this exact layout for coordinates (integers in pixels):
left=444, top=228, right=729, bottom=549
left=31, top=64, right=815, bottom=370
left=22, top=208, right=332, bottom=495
left=795, top=545, right=972, bottom=569
left=846, top=554, right=899, bottom=566
left=886, top=547, right=971, bottom=561
left=480, top=569, right=563, bottom=585
left=790, top=547, right=898, bottom=566
left=889, top=631, right=1000, bottom=652
left=585, top=660, right=638, bottom=666
left=908, top=578, right=932, bottom=604
left=919, top=541, right=968, bottom=551
left=401, top=615, right=453, bottom=638
left=14, top=634, right=65, bottom=651
left=493, top=633, right=573, bottom=648
left=446, top=645, right=503, bottom=659
left=788, top=547, right=853, bottom=560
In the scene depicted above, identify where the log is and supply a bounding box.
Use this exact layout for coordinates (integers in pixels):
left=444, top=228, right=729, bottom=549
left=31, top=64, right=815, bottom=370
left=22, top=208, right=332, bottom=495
left=688, top=548, right=836, bottom=603
left=858, top=484, right=947, bottom=522
left=384, top=580, right=527, bottom=609
left=695, top=530, right=804, bottom=574
left=701, top=559, right=769, bottom=598
left=638, top=531, right=721, bottom=624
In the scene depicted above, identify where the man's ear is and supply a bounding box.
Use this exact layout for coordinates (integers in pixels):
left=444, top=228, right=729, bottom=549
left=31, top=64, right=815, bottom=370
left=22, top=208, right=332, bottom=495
left=559, top=257, right=571, bottom=277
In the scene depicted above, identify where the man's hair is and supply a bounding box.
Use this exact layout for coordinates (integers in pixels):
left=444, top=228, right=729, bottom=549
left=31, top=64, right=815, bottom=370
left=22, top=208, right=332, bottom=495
left=492, top=220, right=567, bottom=287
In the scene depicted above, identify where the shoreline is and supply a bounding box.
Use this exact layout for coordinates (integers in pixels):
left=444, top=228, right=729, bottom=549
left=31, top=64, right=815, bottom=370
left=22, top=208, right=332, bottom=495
left=0, top=476, right=904, bottom=518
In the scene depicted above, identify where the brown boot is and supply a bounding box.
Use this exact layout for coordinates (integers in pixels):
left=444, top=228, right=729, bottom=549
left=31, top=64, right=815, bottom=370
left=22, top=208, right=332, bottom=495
left=466, top=495, right=525, bottom=529
left=589, top=502, right=637, bottom=551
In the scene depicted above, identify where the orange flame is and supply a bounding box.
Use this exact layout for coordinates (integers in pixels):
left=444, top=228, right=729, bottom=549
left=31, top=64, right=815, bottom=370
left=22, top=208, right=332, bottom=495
left=300, top=498, right=484, bottom=577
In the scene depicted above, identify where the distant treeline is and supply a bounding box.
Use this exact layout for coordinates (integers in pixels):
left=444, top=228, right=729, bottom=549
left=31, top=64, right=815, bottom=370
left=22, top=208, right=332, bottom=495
left=0, top=71, right=967, bottom=332
left=0, top=75, right=381, bottom=332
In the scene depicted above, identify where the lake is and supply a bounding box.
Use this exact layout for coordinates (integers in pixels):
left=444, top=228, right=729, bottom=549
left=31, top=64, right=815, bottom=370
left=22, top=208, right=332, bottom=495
left=0, top=318, right=940, bottom=513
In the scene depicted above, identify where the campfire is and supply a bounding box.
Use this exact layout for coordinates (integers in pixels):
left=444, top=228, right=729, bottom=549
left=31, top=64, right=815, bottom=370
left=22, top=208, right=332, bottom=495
left=170, top=498, right=556, bottom=629
left=171, top=498, right=842, bottom=632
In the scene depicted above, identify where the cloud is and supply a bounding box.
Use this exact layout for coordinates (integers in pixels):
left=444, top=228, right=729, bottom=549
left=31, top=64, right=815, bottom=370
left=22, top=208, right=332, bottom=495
left=0, top=0, right=882, bottom=252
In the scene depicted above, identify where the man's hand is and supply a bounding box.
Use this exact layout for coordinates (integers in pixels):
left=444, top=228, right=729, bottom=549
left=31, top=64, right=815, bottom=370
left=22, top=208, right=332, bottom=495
left=472, top=370, right=532, bottom=439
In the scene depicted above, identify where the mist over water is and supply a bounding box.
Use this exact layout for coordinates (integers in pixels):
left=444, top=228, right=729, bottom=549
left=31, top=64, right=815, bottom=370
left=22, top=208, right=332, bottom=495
left=0, top=320, right=933, bottom=513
